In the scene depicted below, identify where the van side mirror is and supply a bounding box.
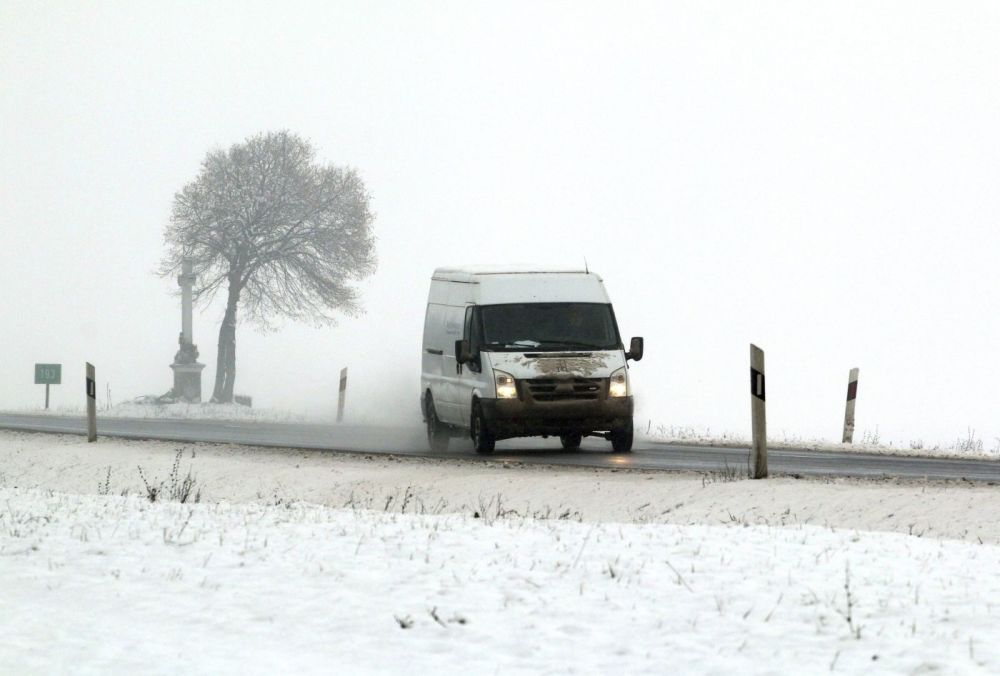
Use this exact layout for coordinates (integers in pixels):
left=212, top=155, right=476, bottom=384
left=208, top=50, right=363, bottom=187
left=626, top=336, right=644, bottom=362
left=455, top=339, right=472, bottom=365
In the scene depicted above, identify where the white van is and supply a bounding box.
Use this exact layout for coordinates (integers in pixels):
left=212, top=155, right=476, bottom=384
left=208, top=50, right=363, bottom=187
left=420, top=266, right=643, bottom=453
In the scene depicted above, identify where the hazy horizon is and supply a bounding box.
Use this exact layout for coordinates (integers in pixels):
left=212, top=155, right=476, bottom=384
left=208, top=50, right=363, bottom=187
left=3, top=1, right=998, bottom=449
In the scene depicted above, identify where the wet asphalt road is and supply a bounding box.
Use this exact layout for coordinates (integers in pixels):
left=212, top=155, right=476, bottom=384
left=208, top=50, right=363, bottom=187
left=1, top=413, right=998, bottom=483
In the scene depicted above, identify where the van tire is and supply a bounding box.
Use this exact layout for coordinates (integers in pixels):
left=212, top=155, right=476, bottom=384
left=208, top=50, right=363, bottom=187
left=471, top=402, right=495, bottom=453
left=560, top=433, right=582, bottom=450
left=610, top=419, right=633, bottom=453
left=425, top=396, right=449, bottom=453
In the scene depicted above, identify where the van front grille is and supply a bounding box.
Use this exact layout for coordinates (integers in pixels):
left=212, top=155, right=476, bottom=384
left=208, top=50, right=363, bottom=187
left=525, top=377, right=603, bottom=402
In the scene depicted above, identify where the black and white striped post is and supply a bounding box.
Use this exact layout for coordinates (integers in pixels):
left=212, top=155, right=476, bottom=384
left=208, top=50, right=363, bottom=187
left=749, top=344, right=767, bottom=479
left=842, top=367, right=859, bottom=444
left=86, top=362, right=97, bottom=442
left=336, top=367, right=348, bottom=423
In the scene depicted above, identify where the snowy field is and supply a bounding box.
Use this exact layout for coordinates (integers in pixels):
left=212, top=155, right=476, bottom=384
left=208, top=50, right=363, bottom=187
left=3, top=487, right=999, bottom=674
left=2, top=431, right=1000, bottom=673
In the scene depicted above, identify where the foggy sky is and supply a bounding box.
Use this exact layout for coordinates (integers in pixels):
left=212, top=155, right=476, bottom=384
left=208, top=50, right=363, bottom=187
left=2, top=1, right=998, bottom=448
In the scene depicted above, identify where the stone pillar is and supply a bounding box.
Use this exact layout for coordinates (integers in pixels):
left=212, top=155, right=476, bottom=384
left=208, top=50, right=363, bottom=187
left=170, top=258, right=205, bottom=402
left=170, top=362, right=206, bottom=401
left=180, top=259, right=194, bottom=345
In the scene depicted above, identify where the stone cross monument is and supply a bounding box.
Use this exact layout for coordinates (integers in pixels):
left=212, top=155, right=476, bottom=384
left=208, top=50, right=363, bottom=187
left=169, top=259, right=206, bottom=401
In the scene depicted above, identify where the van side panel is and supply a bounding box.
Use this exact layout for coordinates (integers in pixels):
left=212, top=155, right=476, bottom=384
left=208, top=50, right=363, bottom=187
left=427, top=278, right=453, bottom=305
left=421, top=301, right=448, bottom=398
left=422, top=279, right=475, bottom=425
left=437, top=303, right=468, bottom=423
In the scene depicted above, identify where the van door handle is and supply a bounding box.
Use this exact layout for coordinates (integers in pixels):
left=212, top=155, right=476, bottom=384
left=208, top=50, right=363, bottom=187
left=426, top=348, right=443, bottom=355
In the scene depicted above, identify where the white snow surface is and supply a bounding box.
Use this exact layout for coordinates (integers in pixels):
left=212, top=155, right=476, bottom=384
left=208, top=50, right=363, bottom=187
left=104, top=401, right=309, bottom=423
left=2, top=431, right=1000, bottom=674
left=4, top=402, right=309, bottom=423
left=3, top=487, right=998, bottom=674
left=643, top=423, right=1000, bottom=461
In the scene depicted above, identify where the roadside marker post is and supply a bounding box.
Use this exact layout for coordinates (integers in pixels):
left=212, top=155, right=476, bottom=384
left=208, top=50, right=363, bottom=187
left=86, top=362, right=97, bottom=442
left=34, top=363, right=62, bottom=410
left=337, top=367, right=347, bottom=423
left=842, top=367, right=860, bottom=444
left=749, top=344, right=768, bottom=479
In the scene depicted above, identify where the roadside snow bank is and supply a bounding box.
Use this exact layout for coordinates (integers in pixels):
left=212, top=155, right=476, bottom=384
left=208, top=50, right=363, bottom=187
left=1, top=486, right=997, bottom=674
left=2, top=403, right=310, bottom=423
left=3, top=431, right=1000, bottom=544
left=103, top=401, right=308, bottom=423
left=643, top=423, right=1000, bottom=461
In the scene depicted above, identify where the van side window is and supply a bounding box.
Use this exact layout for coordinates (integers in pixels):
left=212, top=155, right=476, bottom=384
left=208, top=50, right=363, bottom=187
left=464, top=306, right=482, bottom=372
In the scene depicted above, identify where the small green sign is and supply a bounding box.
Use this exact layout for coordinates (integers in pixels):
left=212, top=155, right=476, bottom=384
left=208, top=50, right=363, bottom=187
left=34, top=363, right=62, bottom=385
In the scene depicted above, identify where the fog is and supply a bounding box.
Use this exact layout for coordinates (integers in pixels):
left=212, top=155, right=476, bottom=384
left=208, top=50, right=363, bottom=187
left=2, top=2, right=998, bottom=448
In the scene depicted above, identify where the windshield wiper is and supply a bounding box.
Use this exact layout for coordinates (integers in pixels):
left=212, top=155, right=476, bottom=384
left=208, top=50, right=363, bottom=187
left=483, top=340, right=612, bottom=350
left=483, top=341, right=529, bottom=349
left=518, top=340, right=610, bottom=350
left=542, top=340, right=610, bottom=350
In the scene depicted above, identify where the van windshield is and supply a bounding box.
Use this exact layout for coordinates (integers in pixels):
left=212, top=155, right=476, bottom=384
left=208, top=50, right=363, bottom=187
left=480, top=303, right=620, bottom=352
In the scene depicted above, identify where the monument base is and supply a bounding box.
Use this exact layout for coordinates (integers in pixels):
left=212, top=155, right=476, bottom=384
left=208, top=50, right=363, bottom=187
left=169, top=362, right=206, bottom=402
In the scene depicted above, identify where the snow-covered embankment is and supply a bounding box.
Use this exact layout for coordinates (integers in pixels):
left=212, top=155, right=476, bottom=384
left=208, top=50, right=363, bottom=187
left=2, top=431, right=999, bottom=673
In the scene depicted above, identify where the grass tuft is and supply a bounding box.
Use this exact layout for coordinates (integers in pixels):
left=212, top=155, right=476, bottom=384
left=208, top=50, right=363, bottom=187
left=137, top=449, right=201, bottom=504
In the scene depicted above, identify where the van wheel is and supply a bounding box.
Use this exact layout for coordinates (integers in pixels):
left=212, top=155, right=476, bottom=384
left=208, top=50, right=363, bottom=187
left=610, top=419, right=633, bottom=453
left=471, top=402, right=495, bottom=453
left=425, top=397, right=449, bottom=453
left=560, top=433, right=582, bottom=450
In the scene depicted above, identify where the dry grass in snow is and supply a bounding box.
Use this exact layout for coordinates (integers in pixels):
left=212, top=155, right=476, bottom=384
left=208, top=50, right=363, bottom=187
left=3, top=431, right=1000, bottom=545
left=2, top=486, right=999, bottom=674
left=3, top=431, right=1000, bottom=673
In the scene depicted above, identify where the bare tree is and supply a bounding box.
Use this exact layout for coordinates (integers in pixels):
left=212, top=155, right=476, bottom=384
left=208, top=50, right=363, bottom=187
left=161, top=131, right=376, bottom=403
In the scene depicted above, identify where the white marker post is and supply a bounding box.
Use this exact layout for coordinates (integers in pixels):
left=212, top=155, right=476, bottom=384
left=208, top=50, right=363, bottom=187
left=842, top=367, right=859, bottom=444
left=337, top=367, right=347, bottom=423
left=86, top=362, right=97, bottom=442
left=749, top=344, right=767, bottom=479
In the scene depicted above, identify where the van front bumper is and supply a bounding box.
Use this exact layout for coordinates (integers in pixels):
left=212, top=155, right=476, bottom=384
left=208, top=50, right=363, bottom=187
left=479, top=396, right=633, bottom=440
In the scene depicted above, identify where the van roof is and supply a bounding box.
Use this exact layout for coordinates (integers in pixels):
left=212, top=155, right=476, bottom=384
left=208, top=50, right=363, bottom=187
left=432, top=265, right=596, bottom=281
left=429, top=266, right=609, bottom=304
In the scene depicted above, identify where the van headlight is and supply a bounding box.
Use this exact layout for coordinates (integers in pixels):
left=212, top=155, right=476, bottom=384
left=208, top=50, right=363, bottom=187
left=609, top=367, right=628, bottom=397
left=494, top=370, right=517, bottom=399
